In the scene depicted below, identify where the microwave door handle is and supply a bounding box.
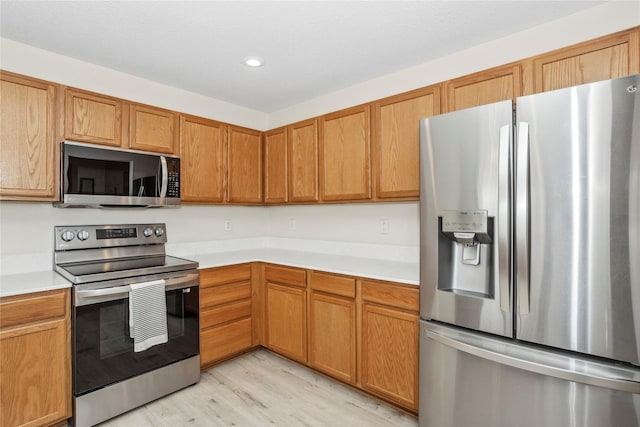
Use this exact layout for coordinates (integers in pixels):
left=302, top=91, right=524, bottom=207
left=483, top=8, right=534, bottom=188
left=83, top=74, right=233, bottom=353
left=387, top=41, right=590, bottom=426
left=159, top=156, right=168, bottom=198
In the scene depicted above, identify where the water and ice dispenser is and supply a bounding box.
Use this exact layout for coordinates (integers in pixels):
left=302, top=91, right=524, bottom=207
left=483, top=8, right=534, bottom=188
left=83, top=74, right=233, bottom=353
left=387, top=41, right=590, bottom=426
left=437, top=210, right=494, bottom=298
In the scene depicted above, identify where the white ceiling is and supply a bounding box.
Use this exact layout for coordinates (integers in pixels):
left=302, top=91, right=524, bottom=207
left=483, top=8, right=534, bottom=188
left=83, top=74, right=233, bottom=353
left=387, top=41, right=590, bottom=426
left=0, top=1, right=605, bottom=113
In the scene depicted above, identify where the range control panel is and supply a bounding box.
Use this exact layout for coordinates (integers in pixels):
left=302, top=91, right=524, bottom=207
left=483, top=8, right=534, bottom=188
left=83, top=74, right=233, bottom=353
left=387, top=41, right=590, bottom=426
left=55, top=223, right=167, bottom=251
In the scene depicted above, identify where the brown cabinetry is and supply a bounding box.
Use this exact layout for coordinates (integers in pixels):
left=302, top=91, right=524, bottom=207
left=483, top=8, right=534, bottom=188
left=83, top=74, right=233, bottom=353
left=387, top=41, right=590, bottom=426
left=443, top=63, right=523, bottom=112
left=288, top=118, right=319, bottom=202
left=200, top=265, right=253, bottom=367
left=228, top=125, right=263, bottom=204
left=0, top=289, right=71, bottom=427
left=531, top=28, right=640, bottom=93
left=0, top=71, right=58, bottom=201
left=179, top=115, right=227, bottom=203
left=372, top=86, right=441, bottom=200
left=320, top=105, right=371, bottom=201
left=264, top=265, right=308, bottom=363
left=64, top=88, right=126, bottom=147
left=360, top=280, right=419, bottom=411
left=129, top=103, right=178, bottom=154
left=264, top=127, right=288, bottom=203
left=309, top=272, right=357, bottom=384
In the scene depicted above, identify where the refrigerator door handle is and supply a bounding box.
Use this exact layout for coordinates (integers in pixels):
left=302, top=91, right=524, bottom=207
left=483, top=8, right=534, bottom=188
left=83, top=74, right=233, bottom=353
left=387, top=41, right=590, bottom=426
left=424, top=328, right=640, bottom=393
left=498, top=125, right=511, bottom=313
left=516, top=122, right=530, bottom=314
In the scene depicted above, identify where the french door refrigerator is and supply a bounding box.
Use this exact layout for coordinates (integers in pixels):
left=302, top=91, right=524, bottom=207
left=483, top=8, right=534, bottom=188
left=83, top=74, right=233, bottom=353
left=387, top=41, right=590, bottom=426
left=418, top=74, right=640, bottom=427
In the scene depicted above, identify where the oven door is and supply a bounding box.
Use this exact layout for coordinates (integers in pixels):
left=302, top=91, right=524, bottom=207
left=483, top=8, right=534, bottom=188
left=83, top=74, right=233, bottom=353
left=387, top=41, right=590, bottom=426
left=72, top=272, right=199, bottom=397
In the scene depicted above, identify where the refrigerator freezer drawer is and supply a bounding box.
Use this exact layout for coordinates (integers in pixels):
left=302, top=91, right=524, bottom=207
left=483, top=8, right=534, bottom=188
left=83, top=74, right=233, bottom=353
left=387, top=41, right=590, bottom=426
left=419, top=321, right=640, bottom=427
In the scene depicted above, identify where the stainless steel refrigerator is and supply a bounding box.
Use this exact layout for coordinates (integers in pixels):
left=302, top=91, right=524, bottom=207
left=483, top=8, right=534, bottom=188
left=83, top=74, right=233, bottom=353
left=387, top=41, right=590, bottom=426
left=418, top=74, right=640, bottom=427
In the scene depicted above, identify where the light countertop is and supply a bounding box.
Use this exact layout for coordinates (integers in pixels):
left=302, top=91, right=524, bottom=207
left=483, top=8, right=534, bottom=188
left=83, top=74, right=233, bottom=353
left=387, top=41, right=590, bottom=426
left=0, top=270, right=71, bottom=298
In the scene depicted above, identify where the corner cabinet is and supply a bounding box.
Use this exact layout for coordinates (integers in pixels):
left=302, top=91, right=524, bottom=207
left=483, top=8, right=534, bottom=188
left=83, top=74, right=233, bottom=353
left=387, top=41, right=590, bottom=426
left=200, top=265, right=254, bottom=368
left=264, top=127, right=288, bottom=204
left=0, top=72, right=58, bottom=201
left=320, top=105, right=371, bottom=202
left=372, top=86, right=441, bottom=200
left=129, top=103, right=178, bottom=154
left=227, top=126, right=263, bottom=204
left=179, top=115, right=227, bottom=203
left=0, top=289, right=72, bottom=427
left=360, top=279, right=419, bottom=411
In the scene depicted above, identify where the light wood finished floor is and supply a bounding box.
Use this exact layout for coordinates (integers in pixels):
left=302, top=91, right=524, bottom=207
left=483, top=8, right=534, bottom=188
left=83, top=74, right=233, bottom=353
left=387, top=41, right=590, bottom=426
left=99, top=349, right=418, bottom=426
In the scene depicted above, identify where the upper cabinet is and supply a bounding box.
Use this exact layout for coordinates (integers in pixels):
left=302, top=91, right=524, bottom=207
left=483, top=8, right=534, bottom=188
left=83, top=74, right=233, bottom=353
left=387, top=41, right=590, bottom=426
left=288, top=118, right=319, bottom=203
left=320, top=105, right=371, bottom=202
left=129, top=103, right=178, bottom=154
left=0, top=72, right=58, bottom=201
left=531, top=28, right=640, bottom=93
left=228, top=125, right=263, bottom=204
left=64, top=88, right=126, bottom=147
left=264, top=127, right=288, bottom=204
left=372, top=86, right=441, bottom=200
left=180, top=114, right=227, bottom=203
left=442, top=63, right=523, bottom=113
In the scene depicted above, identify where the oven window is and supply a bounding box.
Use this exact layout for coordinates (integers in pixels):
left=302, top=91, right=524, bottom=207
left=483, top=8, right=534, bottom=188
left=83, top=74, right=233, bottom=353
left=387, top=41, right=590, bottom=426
left=73, top=287, right=199, bottom=396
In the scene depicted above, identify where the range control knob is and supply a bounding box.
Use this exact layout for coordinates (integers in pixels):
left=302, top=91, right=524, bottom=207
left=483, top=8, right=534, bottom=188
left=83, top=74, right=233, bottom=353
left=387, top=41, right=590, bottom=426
left=77, top=230, right=90, bottom=241
left=143, top=227, right=154, bottom=237
left=61, top=230, right=75, bottom=242
left=154, top=227, right=165, bottom=237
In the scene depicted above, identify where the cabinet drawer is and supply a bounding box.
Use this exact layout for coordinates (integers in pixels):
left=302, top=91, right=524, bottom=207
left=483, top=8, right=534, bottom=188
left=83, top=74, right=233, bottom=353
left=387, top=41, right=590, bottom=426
left=264, top=264, right=306, bottom=288
left=200, top=281, right=251, bottom=309
left=310, top=272, right=355, bottom=298
left=361, top=280, right=419, bottom=312
left=200, top=264, right=252, bottom=289
left=201, top=299, right=251, bottom=328
left=200, top=317, right=252, bottom=366
left=0, top=289, right=67, bottom=329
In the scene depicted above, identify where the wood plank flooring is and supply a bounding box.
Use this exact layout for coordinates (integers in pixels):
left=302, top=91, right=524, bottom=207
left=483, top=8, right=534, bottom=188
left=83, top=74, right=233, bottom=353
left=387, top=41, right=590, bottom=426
left=99, top=349, right=418, bottom=426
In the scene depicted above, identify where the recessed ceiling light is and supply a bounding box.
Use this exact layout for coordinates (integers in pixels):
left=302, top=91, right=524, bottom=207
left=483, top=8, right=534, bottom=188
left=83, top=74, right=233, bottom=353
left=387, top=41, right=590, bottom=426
left=244, top=56, right=264, bottom=67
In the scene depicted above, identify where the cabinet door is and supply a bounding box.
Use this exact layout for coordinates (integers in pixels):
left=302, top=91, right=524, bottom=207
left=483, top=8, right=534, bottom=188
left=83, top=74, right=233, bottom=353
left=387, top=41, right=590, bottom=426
left=532, top=28, right=640, bottom=93
left=309, top=292, right=356, bottom=384
left=201, top=317, right=252, bottom=367
left=129, top=103, right=178, bottom=154
left=266, top=283, right=307, bottom=362
left=179, top=115, right=227, bottom=203
left=288, top=118, right=319, bottom=202
left=228, top=125, right=263, bottom=204
left=65, top=88, right=125, bottom=147
left=264, top=127, right=288, bottom=204
left=0, top=72, right=57, bottom=200
left=1, top=318, right=70, bottom=426
left=320, top=105, right=371, bottom=201
left=443, top=63, right=522, bottom=112
left=372, top=86, right=440, bottom=199
left=361, top=304, right=418, bottom=411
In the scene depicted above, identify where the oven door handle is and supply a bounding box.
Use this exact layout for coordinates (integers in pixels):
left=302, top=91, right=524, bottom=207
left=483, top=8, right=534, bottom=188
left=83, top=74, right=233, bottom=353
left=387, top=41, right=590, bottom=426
left=76, top=272, right=199, bottom=299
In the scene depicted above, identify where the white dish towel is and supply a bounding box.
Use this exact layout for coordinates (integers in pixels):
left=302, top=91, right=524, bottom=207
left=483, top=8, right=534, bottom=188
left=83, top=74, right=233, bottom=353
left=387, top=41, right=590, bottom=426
left=129, top=279, right=168, bottom=352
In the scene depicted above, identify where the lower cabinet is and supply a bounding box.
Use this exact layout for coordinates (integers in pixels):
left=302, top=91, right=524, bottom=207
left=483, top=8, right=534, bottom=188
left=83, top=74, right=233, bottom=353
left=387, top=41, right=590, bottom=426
left=264, top=265, right=308, bottom=363
left=361, top=280, right=419, bottom=411
left=0, top=289, right=71, bottom=427
left=200, top=264, right=254, bottom=367
left=309, top=272, right=357, bottom=384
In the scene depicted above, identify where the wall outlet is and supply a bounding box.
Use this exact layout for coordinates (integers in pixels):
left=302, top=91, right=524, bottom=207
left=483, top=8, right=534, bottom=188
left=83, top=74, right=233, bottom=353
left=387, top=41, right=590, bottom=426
left=380, top=219, right=389, bottom=234
left=289, top=218, right=296, bottom=230
left=224, top=219, right=232, bottom=231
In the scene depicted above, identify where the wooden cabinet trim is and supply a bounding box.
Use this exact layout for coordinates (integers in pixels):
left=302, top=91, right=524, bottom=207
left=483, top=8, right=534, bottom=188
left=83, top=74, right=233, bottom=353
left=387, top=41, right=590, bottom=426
left=310, top=271, right=356, bottom=298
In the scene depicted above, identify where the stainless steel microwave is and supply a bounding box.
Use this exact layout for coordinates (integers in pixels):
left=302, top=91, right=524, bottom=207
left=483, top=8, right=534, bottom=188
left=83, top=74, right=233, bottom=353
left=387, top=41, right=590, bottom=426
left=56, top=141, right=180, bottom=208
